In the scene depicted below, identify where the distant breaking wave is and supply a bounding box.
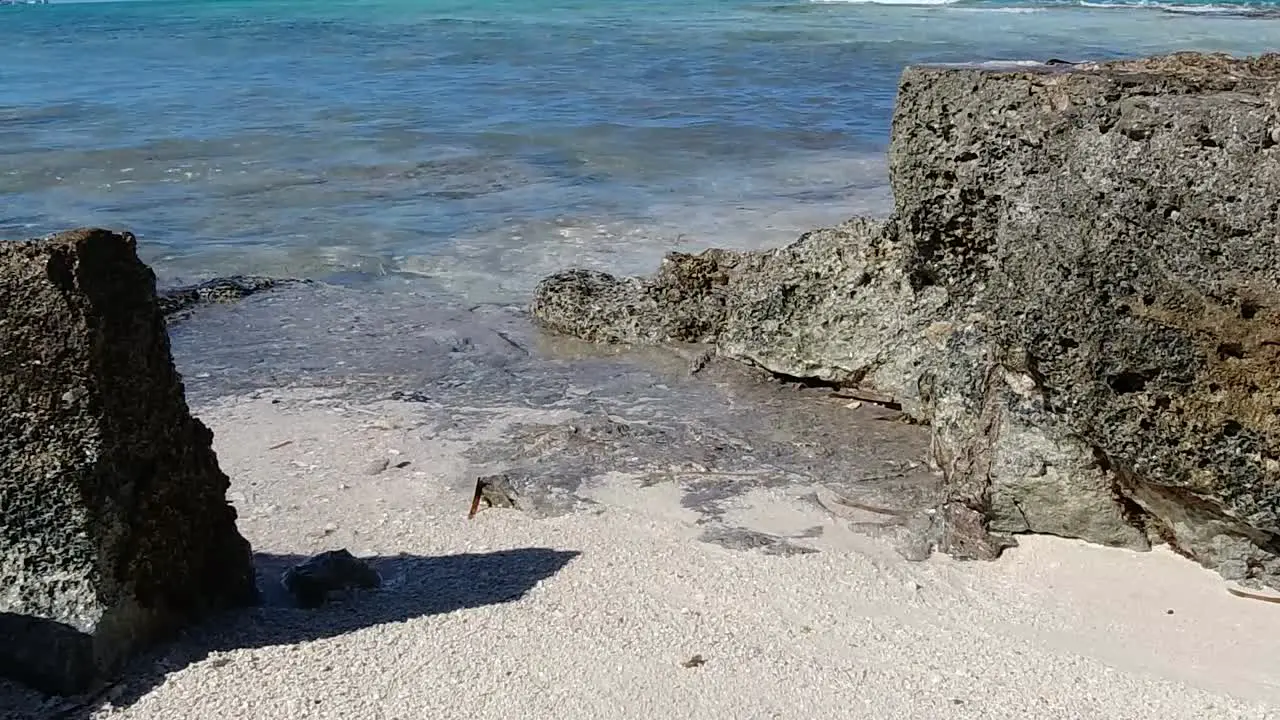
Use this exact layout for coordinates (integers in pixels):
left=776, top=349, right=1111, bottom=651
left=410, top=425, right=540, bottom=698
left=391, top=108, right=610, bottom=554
left=810, top=0, right=964, bottom=5
left=811, top=0, right=1280, bottom=16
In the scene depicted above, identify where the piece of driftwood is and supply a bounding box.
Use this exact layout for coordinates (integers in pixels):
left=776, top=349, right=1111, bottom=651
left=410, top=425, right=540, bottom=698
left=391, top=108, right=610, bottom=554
left=467, top=474, right=520, bottom=519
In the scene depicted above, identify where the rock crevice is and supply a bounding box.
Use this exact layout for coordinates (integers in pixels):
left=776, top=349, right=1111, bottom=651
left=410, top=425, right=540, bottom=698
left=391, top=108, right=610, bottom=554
left=530, top=53, right=1280, bottom=589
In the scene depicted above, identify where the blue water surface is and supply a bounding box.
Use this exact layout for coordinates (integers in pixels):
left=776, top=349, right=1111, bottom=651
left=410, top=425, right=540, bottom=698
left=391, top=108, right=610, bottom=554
left=2, top=0, right=1278, bottom=300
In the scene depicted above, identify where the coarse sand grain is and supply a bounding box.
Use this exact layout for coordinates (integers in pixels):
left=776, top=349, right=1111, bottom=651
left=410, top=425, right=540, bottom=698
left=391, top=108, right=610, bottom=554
left=6, top=389, right=1280, bottom=720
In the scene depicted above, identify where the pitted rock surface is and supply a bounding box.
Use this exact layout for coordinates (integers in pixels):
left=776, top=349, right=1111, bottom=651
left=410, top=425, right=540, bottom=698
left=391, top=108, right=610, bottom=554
left=531, top=53, right=1280, bottom=590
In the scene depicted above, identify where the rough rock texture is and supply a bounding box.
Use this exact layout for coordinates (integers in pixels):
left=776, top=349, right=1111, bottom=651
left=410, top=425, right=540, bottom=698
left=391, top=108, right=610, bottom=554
left=530, top=53, right=1280, bottom=589
left=279, top=549, right=381, bottom=609
left=158, top=275, right=308, bottom=323
left=0, top=228, right=258, bottom=695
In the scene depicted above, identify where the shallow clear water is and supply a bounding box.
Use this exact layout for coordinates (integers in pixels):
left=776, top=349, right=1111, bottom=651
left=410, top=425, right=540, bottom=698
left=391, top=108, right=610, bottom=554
left=3, top=0, right=1280, bottom=302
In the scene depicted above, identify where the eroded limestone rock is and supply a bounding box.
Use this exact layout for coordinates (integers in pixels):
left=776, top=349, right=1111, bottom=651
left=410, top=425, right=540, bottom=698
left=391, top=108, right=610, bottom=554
left=531, top=53, right=1280, bottom=589
left=0, top=228, right=258, bottom=694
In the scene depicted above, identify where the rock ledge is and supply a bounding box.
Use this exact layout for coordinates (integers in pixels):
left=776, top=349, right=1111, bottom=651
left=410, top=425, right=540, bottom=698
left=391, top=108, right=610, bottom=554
left=530, top=52, right=1280, bottom=589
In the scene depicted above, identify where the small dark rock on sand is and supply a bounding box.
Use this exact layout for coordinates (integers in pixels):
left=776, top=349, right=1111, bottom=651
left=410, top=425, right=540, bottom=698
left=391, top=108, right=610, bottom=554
left=280, top=549, right=382, bottom=608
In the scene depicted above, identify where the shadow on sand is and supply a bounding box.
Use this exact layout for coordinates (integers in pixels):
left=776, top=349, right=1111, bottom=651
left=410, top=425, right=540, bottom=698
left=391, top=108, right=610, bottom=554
left=19, top=547, right=579, bottom=720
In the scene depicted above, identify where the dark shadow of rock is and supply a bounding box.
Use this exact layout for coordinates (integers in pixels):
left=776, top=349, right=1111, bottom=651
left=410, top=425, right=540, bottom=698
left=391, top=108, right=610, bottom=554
left=18, top=547, right=578, bottom=719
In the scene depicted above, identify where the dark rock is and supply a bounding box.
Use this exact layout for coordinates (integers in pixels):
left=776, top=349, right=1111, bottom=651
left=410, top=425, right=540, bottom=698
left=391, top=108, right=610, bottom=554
left=530, top=53, right=1280, bottom=589
left=681, top=654, right=707, bottom=668
left=280, top=549, right=381, bottom=609
left=158, top=275, right=307, bottom=323
left=890, top=52, right=1280, bottom=581
left=0, top=228, right=258, bottom=695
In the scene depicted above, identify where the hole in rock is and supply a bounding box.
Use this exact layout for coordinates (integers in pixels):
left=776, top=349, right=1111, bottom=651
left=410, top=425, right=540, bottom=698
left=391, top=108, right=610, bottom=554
left=1217, top=342, right=1246, bottom=360
left=1107, top=371, right=1150, bottom=394
left=768, top=370, right=842, bottom=391
left=1123, top=126, right=1152, bottom=141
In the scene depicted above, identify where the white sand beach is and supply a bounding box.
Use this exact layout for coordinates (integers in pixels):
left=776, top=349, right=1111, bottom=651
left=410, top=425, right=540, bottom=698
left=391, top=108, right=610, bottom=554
left=10, top=388, right=1278, bottom=720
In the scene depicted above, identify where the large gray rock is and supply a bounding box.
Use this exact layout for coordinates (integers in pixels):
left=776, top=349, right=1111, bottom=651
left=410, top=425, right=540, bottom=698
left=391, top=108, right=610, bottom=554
left=530, top=52, right=1280, bottom=589
left=0, top=228, right=258, bottom=695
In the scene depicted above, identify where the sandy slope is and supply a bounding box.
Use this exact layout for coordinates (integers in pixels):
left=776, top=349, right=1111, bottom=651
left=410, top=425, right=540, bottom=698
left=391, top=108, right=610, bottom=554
left=9, top=389, right=1280, bottom=719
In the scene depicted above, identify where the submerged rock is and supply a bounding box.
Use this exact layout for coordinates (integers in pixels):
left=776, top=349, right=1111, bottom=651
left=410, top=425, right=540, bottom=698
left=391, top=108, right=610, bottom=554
left=158, top=275, right=308, bottom=322
left=531, top=52, right=1280, bottom=589
left=0, top=228, right=258, bottom=695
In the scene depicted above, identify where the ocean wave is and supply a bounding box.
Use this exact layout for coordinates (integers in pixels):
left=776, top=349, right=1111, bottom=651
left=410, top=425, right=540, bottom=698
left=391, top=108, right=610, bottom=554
left=1078, top=0, right=1280, bottom=13
left=811, top=0, right=1280, bottom=15
left=948, top=6, right=1047, bottom=11
left=810, top=0, right=962, bottom=6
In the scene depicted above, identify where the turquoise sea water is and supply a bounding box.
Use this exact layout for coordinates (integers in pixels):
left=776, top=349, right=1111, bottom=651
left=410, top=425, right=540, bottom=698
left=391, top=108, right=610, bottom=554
left=3, top=0, right=1279, bottom=302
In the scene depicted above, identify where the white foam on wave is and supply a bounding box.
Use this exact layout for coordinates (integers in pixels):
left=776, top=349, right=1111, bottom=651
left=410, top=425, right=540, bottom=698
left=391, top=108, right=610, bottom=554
left=811, top=0, right=961, bottom=6
left=810, top=0, right=1279, bottom=13
left=394, top=150, right=893, bottom=305
left=927, top=59, right=1052, bottom=67
left=949, top=5, right=1046, bottom=11
left=1079, top=0, right=1278, bottom=13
